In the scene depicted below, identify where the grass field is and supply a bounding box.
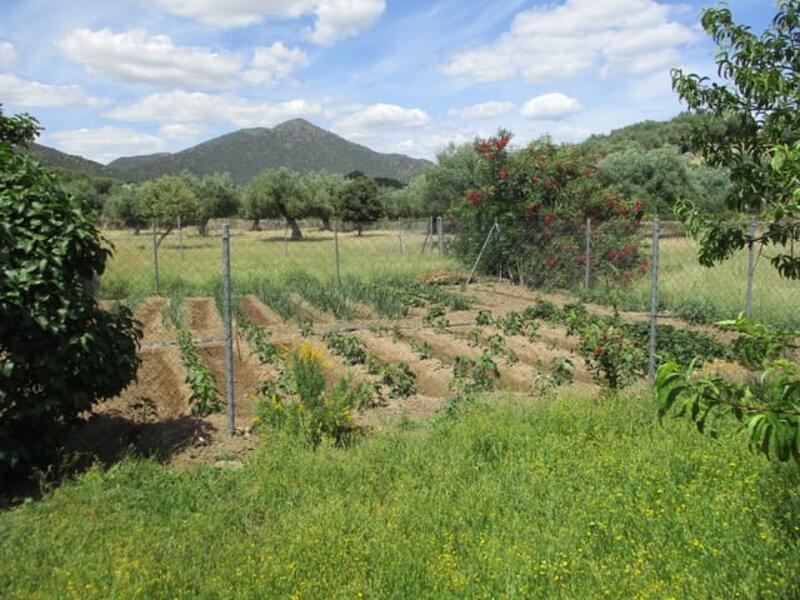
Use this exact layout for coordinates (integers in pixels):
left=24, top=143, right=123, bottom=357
left=625, top=236, right=799, bottom=328
left=2, top=395, right=799, bottom=598
left=100, top=225, right=459, bottom=303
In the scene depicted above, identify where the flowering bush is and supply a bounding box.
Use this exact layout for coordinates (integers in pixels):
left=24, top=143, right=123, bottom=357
left=452, top=130, right=649, bottom=289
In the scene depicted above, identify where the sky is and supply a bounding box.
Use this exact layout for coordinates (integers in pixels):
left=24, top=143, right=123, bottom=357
left=0, top=0, right=774, bottom=164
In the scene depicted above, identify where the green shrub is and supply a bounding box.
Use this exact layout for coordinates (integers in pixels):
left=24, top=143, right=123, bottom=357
left=381, top=363, right=417, bottom=399
left=0, top=107, right=141, bottom=477
left=323, top=333, right=367, bottom=365
left=256, top=341, right=357, bottom=449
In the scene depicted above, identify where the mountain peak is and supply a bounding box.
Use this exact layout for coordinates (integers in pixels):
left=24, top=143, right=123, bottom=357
left=273, top=118, right=319, bottom=131
left=47, top=120, right=431, bottom=184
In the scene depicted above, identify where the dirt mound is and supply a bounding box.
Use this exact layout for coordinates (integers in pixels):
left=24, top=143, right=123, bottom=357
left=184, top=297, right=224, bottom=337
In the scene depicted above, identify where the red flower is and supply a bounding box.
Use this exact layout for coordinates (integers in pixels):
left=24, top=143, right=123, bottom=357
left=640, top=259, right=651, bottom=274
left=499, top=168, right=509, bottom=180
left=543, top=212, right=555, bottom=224
left=494, top=133, right=511, bottom=150
left=530, top=175, right=540, bottom=187
left=466, top=190, right=483, bottom=205
left=545, top=257, right=557, bottom=268
left=527, top=202, right=542, bottom=216
left=633, top=200, right=644, bottom=214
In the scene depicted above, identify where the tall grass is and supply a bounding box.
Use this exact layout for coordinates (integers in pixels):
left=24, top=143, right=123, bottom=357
left=1, top=395, right=798, bottom=598
left=101, top=227, right=460, bottom=301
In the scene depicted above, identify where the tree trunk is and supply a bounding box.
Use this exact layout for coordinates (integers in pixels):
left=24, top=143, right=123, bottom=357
left=156, top=224, right=174, bottom=248
left=251, top=219, right=261, bottom=231
left=197, top=219, right=209, bottom=236
left=357, top=224, right=363, bottom=237
left=288, top=217, right=303, bottom=240
left=321, top=216, right=332, bottom=231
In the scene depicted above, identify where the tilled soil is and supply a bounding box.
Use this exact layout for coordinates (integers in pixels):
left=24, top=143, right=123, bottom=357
left=183, top=297, right=224, bottom=337
left=197, top=342, right=267, bottom=423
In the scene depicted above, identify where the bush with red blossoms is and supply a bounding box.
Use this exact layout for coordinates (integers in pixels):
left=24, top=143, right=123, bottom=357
left=452, top=130, right=648, bottom=289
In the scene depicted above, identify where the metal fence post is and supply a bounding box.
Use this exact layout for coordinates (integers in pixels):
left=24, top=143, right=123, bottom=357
left=429, top=216, right=435, bottom=255
left=465, top=219, right=499, bottom=288
left=222, top=224, right=235, bottom=436
left=152, top=220, right=160, bottom=295
left=398, top=221, right=405, bottom=255
left=178, top=215, right=183, bottom=259
left=437, top=216, right=444, bottom=256
left=745, top=216, right=757, bottom=318
left=647, top=218, right=660, bottom=388
left=283, top=217, right=289, bottom=257
left=584, top=216, right=592, bottom=290
left=334, top=220, right=342, bottom=286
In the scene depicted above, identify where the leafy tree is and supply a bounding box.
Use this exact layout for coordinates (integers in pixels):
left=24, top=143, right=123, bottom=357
left=598, top=145, right=731, bottom=214
left=105, top=183, right=147, bottom=233
left=337, top=176, right=384, bottom=235
left=52, top=170, right=116, bottom=213
left=303, top=171, right=345, bottom=230
left=381, top=177, right=427, bottom=218
left=245, top=167, right=311, bottom=239
left=0, top=105, right=141, bottom=478
left=138, top=174, right=200, bottom=246
left=657, top=2, right=800, bottom=463
left=194, top=172, right=240, bottom=236
left=453, top=131, right=647, bottom=288
left=420, top=143, right=480, bottom=217
left=671, top=0, right=800, bottom=277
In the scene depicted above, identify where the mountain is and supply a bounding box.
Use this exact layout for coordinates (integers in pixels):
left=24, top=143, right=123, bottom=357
left=105, top=119, right=431, bottom=184
left=27, top=143, right=117, bottom=179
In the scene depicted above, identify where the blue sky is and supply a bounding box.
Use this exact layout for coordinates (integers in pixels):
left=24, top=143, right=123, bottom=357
left=0, top=0, right=774, bottom=163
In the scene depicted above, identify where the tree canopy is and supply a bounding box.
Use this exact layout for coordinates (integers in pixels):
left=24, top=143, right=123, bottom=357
left=672, top=0, right=800, bottom=277
left=245, top=167, right=311, bottom=239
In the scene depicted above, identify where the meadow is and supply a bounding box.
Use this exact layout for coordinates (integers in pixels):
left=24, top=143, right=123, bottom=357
left=1, top=395, right=799, bottom=598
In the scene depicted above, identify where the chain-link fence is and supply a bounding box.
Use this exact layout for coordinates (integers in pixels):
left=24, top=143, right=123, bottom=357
left=99, top=214, right=798, bottom=434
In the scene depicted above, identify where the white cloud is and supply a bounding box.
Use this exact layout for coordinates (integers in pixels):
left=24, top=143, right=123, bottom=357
left=305, top=0, right=386, bottom=45
left=46, top=127, right=168, bottom=163
left=148, top=0, right=385, bottom=45
left=60, top=28, right=242, bottom=88
left=521, top=93, right=582, bottom=120
left=0, top=41, right=16, bottom=69
left=333, top=103, right=429, bottom=138
left=0, top=73, right=104, bottom=108
left=387, top=131, right=474, bottom=159
left=158, top=123, right=204, bottom=139
left=448, top=101, right=514, bottom=119
left=107, top=90, right=323, bottom=127
left=244, top=43, right=310, bottom=85
left=443, top=0, right=696, bottom=83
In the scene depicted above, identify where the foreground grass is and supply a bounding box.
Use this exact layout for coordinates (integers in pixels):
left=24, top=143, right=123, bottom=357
left=2, top=395, right=799, bottom=598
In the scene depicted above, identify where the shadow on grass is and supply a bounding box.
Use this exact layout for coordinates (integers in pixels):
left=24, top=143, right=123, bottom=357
left=1, top=412, right=214, bottom=510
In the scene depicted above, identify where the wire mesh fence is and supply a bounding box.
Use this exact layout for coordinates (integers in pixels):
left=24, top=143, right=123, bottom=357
left=99, top=213, right=798, bottom=335
left=98, top=213, right=798, bottom=432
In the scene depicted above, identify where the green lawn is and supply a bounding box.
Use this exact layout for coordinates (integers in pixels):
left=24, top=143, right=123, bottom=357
left=2, top=394, right=798, bottom=598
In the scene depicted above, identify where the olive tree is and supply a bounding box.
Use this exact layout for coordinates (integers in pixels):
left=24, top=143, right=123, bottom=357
left=245, top=168, right=310, bottom=239
left=337, top=175, right=384, bottom=235
left=138, top=174, right=200, bottom=246
left=195, top=172, right=240, bottom=236
left=0, top=105, right=141, bottom=478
